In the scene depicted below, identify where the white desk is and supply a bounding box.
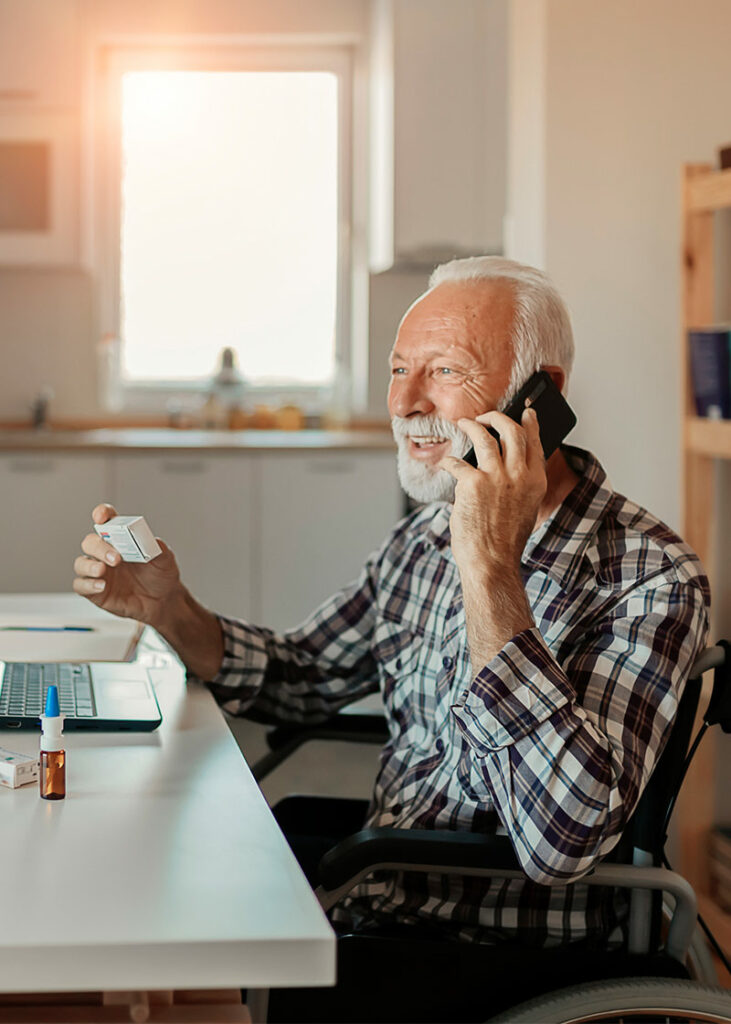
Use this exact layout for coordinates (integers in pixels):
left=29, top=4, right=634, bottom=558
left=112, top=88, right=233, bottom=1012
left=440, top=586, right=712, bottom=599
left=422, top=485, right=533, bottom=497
left=0, top=617, right=335, bottom=1020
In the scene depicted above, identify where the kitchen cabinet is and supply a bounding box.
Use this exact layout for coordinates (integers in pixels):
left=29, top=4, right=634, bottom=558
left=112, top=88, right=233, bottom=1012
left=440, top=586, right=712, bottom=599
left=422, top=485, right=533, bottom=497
left=111, top=453, right=254, bottom=620
left=0, top=453, right=108, bottom=592
left=370, top=0, right=507, bottom=269
left=0, top=1, right=81, bottom=264
left=258, top=451, right=402, bottom=630
left=0, top=0, right=80, bottom=107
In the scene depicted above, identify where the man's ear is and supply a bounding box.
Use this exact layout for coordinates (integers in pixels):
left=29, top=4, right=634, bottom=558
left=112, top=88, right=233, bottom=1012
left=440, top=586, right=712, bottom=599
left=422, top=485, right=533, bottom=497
left=541, top=365, right=567, bottom=395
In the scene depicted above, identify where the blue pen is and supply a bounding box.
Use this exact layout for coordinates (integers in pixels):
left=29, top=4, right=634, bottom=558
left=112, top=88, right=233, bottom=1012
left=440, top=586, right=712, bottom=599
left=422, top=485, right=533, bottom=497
left=0, top=626, right=95, bottom=632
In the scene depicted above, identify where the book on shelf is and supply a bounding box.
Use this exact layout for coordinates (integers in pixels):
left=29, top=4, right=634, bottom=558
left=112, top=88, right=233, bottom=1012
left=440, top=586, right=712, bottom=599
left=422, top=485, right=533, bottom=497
left=688, top=327, right=731, bottom=419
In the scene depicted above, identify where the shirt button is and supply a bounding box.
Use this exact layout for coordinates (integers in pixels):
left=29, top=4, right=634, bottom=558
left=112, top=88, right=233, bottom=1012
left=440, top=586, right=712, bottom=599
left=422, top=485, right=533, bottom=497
left=395, top=658, right=402, bottom=670
left=435, top=738, right=444, bottom=753
left=442, top=656, right=453, bottom=670
left=391, top=803, right=402, bottom=816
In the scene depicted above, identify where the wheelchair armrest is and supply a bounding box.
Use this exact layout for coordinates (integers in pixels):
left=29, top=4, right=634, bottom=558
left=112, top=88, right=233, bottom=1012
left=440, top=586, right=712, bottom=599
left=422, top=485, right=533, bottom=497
left=318, top=826, right=516, bottom=894
left=316, top=828, right=698, bottom=963
left=704, top=640, right=731, bottom=732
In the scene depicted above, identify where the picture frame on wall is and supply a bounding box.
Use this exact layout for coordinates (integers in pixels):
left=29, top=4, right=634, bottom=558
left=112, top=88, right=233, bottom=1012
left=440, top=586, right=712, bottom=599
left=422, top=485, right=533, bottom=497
left=0, top=110, right=78, bottom=265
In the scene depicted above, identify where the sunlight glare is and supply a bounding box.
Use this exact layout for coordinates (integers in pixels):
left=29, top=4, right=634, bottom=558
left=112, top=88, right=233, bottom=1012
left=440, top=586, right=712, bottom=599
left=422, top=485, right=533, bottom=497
left=120, top=70, right=339, bottom=386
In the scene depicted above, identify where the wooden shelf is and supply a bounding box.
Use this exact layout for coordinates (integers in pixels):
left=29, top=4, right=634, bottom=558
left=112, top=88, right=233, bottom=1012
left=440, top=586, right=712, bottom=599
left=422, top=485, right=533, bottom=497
left=677, top=161, right=728, bottom=914
left=687, top=166, right=731, bottom=212
left=685, top=416, right=731, bottom=458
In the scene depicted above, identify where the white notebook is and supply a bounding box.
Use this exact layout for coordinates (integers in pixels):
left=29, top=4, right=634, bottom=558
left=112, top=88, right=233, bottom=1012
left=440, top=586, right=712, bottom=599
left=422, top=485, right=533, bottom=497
left=0, top=594, right=142, bottom=663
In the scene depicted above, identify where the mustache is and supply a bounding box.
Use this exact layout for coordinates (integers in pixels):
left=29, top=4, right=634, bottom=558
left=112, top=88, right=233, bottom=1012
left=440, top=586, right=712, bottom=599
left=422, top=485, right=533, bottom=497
left=390, top=414, right=471, bottom=457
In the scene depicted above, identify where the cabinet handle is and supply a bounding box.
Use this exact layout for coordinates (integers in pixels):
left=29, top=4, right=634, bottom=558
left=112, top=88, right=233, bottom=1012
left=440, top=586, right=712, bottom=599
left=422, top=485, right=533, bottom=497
left=0, top=89, right=37, bottom=101
left=306, top=461, right=354, bottom=474
left=9, top=459, right=55, bottom=474
left=160, top=461, right=207, bottom=474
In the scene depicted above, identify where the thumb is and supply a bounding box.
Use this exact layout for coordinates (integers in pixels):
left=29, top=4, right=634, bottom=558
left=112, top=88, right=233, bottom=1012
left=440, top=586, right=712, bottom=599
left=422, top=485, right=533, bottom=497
left=438, top=455, right=476, bottom=480
left=92, top=503, right=118, bottom=525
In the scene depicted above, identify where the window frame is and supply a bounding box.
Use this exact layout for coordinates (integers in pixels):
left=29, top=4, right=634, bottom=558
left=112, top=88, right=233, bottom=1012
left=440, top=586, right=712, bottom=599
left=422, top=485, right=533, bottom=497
left=92, top=40, right=360, bottom=414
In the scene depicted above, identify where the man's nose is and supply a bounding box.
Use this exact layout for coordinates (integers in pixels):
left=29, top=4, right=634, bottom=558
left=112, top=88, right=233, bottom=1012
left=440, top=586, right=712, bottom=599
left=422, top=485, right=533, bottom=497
left=389, top=376, right=436, bottom=419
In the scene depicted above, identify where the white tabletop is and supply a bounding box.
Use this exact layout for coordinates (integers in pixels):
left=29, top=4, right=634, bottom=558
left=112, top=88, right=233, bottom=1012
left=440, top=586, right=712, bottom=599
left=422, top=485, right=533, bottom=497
left=0, top=627, right=335, bottom=994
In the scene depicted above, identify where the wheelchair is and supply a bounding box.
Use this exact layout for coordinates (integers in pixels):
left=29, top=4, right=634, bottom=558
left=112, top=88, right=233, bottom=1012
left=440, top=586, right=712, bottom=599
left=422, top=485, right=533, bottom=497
left=252, top=643, right=731, bottom=1023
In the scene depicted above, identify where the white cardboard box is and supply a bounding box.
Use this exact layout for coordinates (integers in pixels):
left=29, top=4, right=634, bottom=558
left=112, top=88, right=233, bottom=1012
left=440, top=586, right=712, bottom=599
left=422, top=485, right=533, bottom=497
left=94, top=515, right=162, bottom=563
left=0, top=748, right=39, bottom=789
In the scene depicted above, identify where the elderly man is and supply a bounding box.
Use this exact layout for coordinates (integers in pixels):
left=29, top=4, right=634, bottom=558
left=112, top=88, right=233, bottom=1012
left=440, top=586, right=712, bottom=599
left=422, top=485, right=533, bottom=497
left=74, top=257, right=709, bottom=1010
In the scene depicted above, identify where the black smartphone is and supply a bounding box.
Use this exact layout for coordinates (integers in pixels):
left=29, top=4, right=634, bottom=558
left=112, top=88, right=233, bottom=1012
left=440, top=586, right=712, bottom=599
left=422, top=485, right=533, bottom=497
left=462, top=369, right=576, bottom=466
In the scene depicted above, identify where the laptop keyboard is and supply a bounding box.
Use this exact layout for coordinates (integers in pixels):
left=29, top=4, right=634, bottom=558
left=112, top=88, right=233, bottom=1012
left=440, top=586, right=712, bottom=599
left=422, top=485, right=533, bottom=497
left=0, top=663, right=96, bottom=719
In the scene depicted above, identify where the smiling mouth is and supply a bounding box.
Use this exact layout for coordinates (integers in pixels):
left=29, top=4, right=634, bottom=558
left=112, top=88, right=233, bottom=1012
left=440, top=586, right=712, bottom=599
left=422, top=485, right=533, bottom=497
left=409, top=435, right=449, bottom=448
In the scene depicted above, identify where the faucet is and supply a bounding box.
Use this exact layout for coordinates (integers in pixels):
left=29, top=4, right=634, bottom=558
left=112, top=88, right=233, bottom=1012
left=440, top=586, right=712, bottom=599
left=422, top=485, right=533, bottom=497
left=30, top=387, right=54, bottom=430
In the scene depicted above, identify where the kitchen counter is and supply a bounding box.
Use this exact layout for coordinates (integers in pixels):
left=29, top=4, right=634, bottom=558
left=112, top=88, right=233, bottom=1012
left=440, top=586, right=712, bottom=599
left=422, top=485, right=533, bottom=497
left=0, top=428, right=396, bottom=452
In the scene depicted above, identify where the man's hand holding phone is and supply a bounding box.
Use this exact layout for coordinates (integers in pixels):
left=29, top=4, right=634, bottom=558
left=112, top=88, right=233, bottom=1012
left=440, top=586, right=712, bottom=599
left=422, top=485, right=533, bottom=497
left=439, top=405, right=548, bottom=578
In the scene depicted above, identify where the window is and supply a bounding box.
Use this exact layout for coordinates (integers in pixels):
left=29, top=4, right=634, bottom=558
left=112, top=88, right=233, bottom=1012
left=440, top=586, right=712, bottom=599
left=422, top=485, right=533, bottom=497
left=96, top=45, right=357, bottom=408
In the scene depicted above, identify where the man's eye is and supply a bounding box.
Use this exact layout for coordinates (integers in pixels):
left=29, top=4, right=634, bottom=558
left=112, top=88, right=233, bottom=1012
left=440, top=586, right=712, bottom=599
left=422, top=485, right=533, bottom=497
left=436, top=367, right=454, bottom=375
left=391, top=367, right=407, bottom=375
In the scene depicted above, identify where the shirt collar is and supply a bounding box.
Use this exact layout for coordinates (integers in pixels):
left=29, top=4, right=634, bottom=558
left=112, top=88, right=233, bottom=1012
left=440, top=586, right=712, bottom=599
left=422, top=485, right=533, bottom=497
left=418, top=446, right=616, bottom=589
left=521, top=446, right=615, bottom=589
left=421, top=503, right=452, bottom=550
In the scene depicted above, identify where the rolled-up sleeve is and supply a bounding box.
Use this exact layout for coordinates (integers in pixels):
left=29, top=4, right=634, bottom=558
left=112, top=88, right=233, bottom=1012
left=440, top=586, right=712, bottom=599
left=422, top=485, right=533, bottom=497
left=451, top=580, right=709, bottom=885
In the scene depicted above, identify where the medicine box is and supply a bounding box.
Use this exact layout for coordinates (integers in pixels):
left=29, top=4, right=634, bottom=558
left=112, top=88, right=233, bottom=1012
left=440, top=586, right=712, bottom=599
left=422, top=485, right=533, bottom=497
left=0, top=748, right=39, bottom=789
left=94, top=515, right=162, bottom=564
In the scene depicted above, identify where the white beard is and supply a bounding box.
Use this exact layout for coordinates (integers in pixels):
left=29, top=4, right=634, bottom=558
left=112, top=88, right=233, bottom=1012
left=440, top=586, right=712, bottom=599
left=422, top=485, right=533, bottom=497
left=391, top=414, right=471, bottom=504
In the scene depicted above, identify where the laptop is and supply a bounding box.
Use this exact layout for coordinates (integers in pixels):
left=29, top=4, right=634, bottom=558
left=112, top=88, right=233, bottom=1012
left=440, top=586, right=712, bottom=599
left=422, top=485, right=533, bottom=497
left=0, top=661, right=162, bottom=731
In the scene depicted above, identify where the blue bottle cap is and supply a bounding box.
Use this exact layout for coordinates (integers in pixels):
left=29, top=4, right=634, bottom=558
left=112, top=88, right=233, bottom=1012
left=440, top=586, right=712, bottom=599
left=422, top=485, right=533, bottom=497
left=44, top=685, right=60, bottom=718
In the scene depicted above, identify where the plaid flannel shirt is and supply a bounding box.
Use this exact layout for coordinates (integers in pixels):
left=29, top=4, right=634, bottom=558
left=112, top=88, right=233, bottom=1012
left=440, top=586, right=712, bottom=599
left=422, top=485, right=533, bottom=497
left=203, top=446, right=709, bottom=945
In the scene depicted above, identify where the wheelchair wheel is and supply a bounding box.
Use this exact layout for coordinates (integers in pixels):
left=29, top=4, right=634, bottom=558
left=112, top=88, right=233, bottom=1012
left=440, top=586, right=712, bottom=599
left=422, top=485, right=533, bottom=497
left=685, top=929, right=720, bottom=986
left=488, top=977, right=731, bottom=1023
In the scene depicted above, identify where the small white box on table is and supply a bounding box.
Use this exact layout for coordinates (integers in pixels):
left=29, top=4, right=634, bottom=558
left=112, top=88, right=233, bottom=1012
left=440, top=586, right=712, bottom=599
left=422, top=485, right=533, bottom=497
left=0, top=748, right=39, bottom=789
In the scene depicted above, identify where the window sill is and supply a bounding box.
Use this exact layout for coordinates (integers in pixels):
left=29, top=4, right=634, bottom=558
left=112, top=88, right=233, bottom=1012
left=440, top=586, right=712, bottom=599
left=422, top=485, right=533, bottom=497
left=104, top=381, right=339, bottom=418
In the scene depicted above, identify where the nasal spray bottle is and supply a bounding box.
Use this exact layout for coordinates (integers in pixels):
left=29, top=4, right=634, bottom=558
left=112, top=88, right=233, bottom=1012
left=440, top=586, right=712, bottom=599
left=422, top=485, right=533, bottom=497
left=40, top=685, right=65, bottom=800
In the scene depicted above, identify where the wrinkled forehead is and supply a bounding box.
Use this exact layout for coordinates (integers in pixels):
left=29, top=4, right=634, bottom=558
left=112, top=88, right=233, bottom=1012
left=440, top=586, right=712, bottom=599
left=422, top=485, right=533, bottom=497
left=391, top=280, right=516, bottom=363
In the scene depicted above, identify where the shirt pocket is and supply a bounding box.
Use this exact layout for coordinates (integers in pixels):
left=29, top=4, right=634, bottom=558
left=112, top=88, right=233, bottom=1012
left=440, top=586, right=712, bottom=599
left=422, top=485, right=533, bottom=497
left=372, top=616, right=432, bottom=738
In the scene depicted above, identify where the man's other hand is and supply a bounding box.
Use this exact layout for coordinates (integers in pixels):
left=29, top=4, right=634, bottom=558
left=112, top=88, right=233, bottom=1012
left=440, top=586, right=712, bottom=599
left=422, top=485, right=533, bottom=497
left=73, top=503, right=183, bottom=628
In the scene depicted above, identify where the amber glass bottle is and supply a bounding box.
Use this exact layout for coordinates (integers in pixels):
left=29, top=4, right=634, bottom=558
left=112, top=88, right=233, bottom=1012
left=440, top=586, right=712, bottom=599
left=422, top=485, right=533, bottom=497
left=40, top=685, right=66, bottom=801
left=40, top=749, right=65, bottom=800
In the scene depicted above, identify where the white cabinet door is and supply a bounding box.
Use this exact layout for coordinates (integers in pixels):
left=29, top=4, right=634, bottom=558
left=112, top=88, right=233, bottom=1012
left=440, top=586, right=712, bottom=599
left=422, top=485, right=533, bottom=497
left=258, top=451, right=403, bottom=631
left=0, top=0, right=79, bottom=107
left=371, top=0, right=507, bottom=267
left=0, top=453, right=109, bottom=592
left=111, top=453, right=254, bottom=619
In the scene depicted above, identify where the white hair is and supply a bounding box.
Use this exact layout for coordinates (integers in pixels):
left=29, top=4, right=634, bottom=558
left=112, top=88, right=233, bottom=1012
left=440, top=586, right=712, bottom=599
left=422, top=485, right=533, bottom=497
left=427, top=256, right=575, bottom=400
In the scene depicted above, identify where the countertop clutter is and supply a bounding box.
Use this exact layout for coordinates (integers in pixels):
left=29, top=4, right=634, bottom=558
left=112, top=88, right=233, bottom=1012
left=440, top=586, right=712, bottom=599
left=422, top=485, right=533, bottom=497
left=0, top=427, right=396, bottom=452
